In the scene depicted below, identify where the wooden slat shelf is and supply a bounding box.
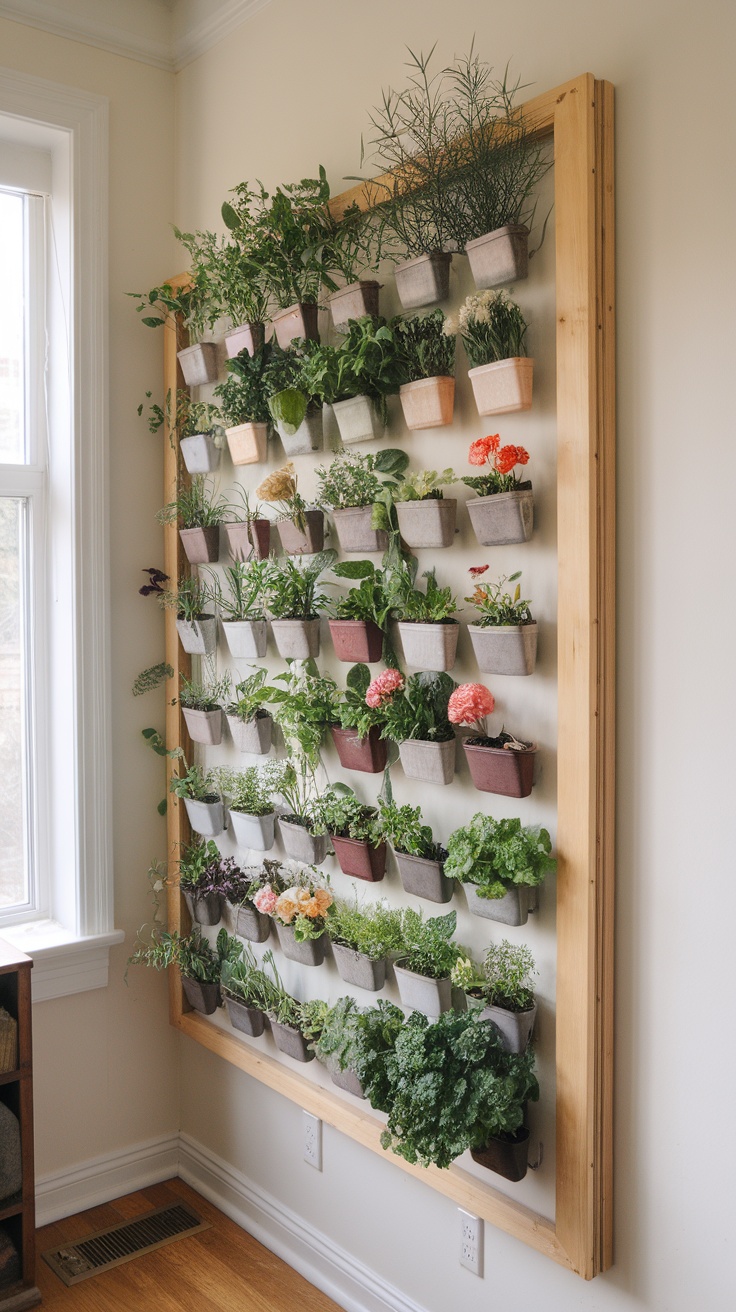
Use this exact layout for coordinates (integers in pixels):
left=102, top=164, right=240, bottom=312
left=0, top=1072, right=21, bottom=1088
left=0, top=1198, right=22, bottom=1224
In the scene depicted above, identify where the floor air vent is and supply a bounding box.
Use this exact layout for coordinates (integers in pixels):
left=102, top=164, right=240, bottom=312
left=42, top=1201, right=208, bottom=1285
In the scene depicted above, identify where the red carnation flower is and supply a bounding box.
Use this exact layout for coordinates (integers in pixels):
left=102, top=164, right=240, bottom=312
left=447, top=683, right=496, bottom=726
left=515, top=446, right=530, bottom=465
left=495, top=445, right=521, bottom=475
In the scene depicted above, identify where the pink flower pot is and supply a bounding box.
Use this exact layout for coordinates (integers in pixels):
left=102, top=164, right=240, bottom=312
left=271, top=302, right=319, bottom=349
left=179, top=526, right=220, bottom=564
left=225, top=321, right=265, bottom=358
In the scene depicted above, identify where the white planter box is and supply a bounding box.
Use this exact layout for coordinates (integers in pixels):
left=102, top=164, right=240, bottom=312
left=332, top=395, right=384, bottom=445
left=229, top=809, right=276, bottom=852
left=221, top=618, right=268, bottom=658
left=397, top=621, right=459, bottom=671
left=179, top=432, right=221, bottom=474
left=182, top=796, right=225, bottom=837
left=176, top=615, right=217, bottom=656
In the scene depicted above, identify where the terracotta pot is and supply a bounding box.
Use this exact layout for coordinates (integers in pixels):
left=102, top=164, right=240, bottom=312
left=180, top=432, right=221, bottom=474
left=182, top=795, right=225, bottom=837
left=463, top=741, right=537, bottom=798
left=394, top=851, right=453, bottom=904
left=181, top=706, right=223, bottom=746
left=470, top=1128, right=530, bottom=1182
left=277, top=510, right=324, bottom=555
left=468, top=623, right=538, bottom=675
left=226, top=711, right=273, bottom=755
left=393, top=960, right=452, bottom=1017
left=225, top=321, right=265, bottom=358
left=399, top=376, right=455, bottom=430
left=331, top=941, right=386, bottom=992
left=276, top=407, right=323, bottom=456
left=465, top=224, right=529, bottom=289
left=328, top=619, right=384, bottom=664
left=330, top=835, right=386, bottom=882
left=464, top=881, right=539, bottom=926
left=271, top=302, right=319, bottom=349
left=332, top=394, right=384, bottom=445
left=270, top=1019, right=315, bottom=1061
left=397, top=620, right=459, bottom=671
left=394, top=251, right=452, bottom=310
left=468, top=357, right=534, bottom=416
left=278, top=818, right=329, bottom=865
left=329, top=280, right=381, bottom=329
left=271, top=617, right=321, bottom=660
left=476, top=1000, right=538, bottom=1053
left=177, top=342, right=218, bottom=386
left=226, top=518, right=270, bottom=561
left=275, top=921, right=327, bottom=967
left=182, top=977, right=221, bottom=1015
left=176, top=615, right=217, bottom=656
left=394, top=498, right=456, bottom=549
left=331, top=1067, right=366, bottom=1099
left=331, top=724, right=387, bottom=773
left=229, top=809, right=276, bottom=852
left=179, top=526, right=220, bottom=565
left=466, top=488, right=534, bottom=547
left=226, top=421, right=268, bottom=466
left=225, top=996, right=266, bottom=1037
left=224, top=900, right=271, bottom=943
left=221, top=618, right=268, bottom=659
left=332, top=506, right=387, bottom=553
left=183, top=889, right=222, bottom=927
left=398, top=737, right=455, bottom=785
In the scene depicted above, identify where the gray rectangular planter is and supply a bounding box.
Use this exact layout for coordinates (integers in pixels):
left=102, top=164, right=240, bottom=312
left=278, top=510, right=325, bottom=555
left=275, top=920, right=327, bottom=966
left=183, top=889, right=222, bottom=926
left=468, top=623, right=538, bottom=675
left=177, top=341, right=218, bottom=386
left=221, top=618, right=268, bottom=659
left=332, top=394, right=384, bottom=445
left=179, top=525, right=220, bottom=565
left=229, top=809, right=276, bottom=852
left=226, top=519, right=270, bottom=561
left=332, top=505, right=388, bottom=553
left=466, top=488, right=534, bottom=546
left=182, top=796, right=225, bottom=837
left=180, top=432, right=221, bottom=474
left=394, top=852, right=453, bottom=904
left=331, top=941, right=386, bottom=991
left=331, top=1067, right=366, bottom=1099
left=464, top=881, right=540, bottom=926
left=394, top=251, right=452, bottom=309
left=271, top=617, right=321, bottom=660
left=329, top=280, right=380, bottom=329
left=181, top=707, right=222, bottom=746
left=225, top=996, right=266, bottom=1037
left=270, top=1020, right=315, bottom=1062
left=278, top=818, right=329, bottom=865
left=227, top=711, right=272, bottom=755
left=182, top=977, right=221, bottom=1015
left=224, top=900, right=271, bottom=943
left=465, top=224, right=529, bottom=288
left=477, top=1000, right=537, bottom=1053
left=276, top=407, right=323, bottom=456
left=399, top=737, right=456, bottom=785
left=176, top=615, right=217, bottom=656
left=395, top=498, right=456, bottom=548
left=397, top=620, right=459, bottom=671
left=394, top=960, right=453, bottom=1017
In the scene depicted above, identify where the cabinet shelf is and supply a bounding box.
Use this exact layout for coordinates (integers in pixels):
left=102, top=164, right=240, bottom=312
left=0, top=940, right=40, bottom=1310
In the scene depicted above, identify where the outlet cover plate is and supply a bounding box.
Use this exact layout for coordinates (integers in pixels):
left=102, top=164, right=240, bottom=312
left=459, top=1208, right=483, bottom=1276
left=303, top=1111, right=322, bottom=1170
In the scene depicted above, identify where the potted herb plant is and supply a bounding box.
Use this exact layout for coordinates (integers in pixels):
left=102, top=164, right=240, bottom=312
left=326, top=561, right=393, bottom=664
left=128, top=922, right=239, bottom=1016
left=220, top=862, right=277, bottom=943
left=319, top=786, right=386, bottom=882
left=330, top=663, right=388, bottom=773
left=157, top=477, right=228, bottom=566
left=456, top=941, right=538, bottom=1053
left=390, top=467, right=457, bottom=549
left=178, top=672, right=230, bottom=746
left=160, top=575, right=217, bottom=656
left=260, top=951, right=319, bottom=1062
left=128, top=275, right=221, bottom=386
left=462, top=435, right=534, bottom=546
left=316, top=448, right=408, bottom=554
left=221, top=944, right=277, bottom=1038
left=220, top=761, right=288, bottom=853
left=459, top=290, right=533, bottom=415
left=466, top=567, right=538, bottom=675
left=325, top=201, right=383, bottom=328
left=389, top=561, right=460, bottom=672
left=304, top=317, right=404, bottom=446
left=304, top=996, right=369, bottom=1098
left=265, top=341, right=324, bottom=456
left=255, top=870, right=334, bottom=967
left=170, top=762, right=225, bottom=837
left=139, top=389, right=224, bottom=475
left=214, top=190, right=272, bottom=355
left=225, top=487, right=271, bottom=562
left=444, top=811, right=555, bottom=925
left=256, top=462, right=324, bottom=556
left=395, top=309, right=456, bottom=429
left=263, top=670, right=334, bottom=863
left=393, top=909, right=460, bottom=1017
left=225, top=669, right=273, bottom=754
left=447, top=682, right=538, bottom=798
left=215, top=559, right=269, bottom=658
left=366, top=668, right=457, bottom=785
left=214, top=345, right=271, bottom=465
left=263, top=549, right=337, bottom=659
left=178, top=838, right=228, bottom=926
left=327, top=895, right=405, bottom=992
left=379, top=792, right=452, bottom=903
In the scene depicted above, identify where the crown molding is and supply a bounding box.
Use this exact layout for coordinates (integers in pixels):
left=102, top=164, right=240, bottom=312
left=173, top=1, right=273, bottom=70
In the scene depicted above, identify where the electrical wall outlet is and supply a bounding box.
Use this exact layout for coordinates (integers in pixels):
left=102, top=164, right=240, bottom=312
left=303, top=1111, right=322, bottom=1170
left=459, top=1208, right=483, bottom=1276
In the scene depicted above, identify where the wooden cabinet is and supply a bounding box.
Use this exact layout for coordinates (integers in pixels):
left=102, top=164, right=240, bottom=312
left=0, top=940, right=40, bottom=1311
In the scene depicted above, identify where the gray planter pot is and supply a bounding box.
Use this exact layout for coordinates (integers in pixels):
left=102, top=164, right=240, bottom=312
left=395, top=498, right=457, bottom=549
left=227, top=712, right=273, bottom=755
left=331, top=1067, right=366, bottom=1099
left=183, top=889, right=222, bottom=927
left=270, top=1020, right=314, bottom=1062
left=394, top=251, right=452, bottom=309
left=468, top=623, right=538, bottom=676
left=397, top=620, right=459, bottom=671
left=275, top=920, right=327, bottom=966
left=276, top=407, right=323, bottom=456
left=477, top=1000, right=538, bottom=1053
left=468, top=357, right=534, bottom=416
left=466, top=488, right=534, bottom=547
left=465, top=224, right=529, bottom=288
left=224, top=900, right=271, bottom=943
left=181, top=706, right=223, bottom=746
left=394, top=851, right=453, bottom=904
left=224, top=321, right=265, bottom=358
left=177, top=341, right=218, bottom=387
left=332, top=505, right=388, bottom=553
left=394, top=961, right=453, bottom=1017
left=331, top=941, right=386, bottom=992
left=464, top=881, right=540, bottom=926
left=271, top=302, right=319, bottom=349
left=225, top=996, right=266, bottom=1037
left=180, top=432, right=221, bottom=474
left=229, top=809, right=276, bottom=852
left=271, top=617, right=321, bottom=660
left=332, top=394, right=384, bottom=445
left=182, top=796, right=225, bottom=837
left=278, top=818, right=329, bottom=865
left=329, top=280, right=380, bottom=329
left=176, top=615, right=217, bottom=656
left=399, top=737, right=456, bottom=785
left=182, top=977, right=221, bottom=1015
left=179, top=526, right=220, bottom=565
left=278, top=509, right=324, bottom=555
left=221, top=618, right=268, bottom=659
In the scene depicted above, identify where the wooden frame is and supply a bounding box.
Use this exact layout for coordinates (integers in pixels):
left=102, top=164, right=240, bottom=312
left=161, top=71, right=615, bottom=1279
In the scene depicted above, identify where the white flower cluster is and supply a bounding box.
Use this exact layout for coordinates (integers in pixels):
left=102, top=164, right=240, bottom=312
left=457, top=288, right=513, bottom=331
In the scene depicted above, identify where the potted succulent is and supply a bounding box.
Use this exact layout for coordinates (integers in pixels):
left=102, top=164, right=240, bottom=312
left=215, top=560, right=269, bottom=658
left=127, top=920, right=240, bottom=1016
left=324, top=201, right=383, bottom=328
left=327, top=894, right=405, bottom=992
left=178, top=672, right=230, bottom=746
left=456, top=941, right=538, bottom=1053
left=379, top=793, right=452, bottom=903
left=226, top=669, right=274, bottom=754
left=395, top=310, right=456, bottom=429
left=139, top=388, right=224, bottom=475
left=393, top=909, right=460, bottom=1017
left=316, top=448, right=408, bottom=554
left=265, top=341, right=324, bottom=456
left=319, top=786, right=386, bottom=882
left=444, top=811, right=555, bottom=925
left=389, top=561, right=460, bottom=672
left=390, top=467, right=457, bottom=549
left=326, top=562, right=392, bottom=664
left=177, top=839, right=228, bottom=926
left=128, top=274, right=221, bottom=386
left=214, top=345, right=271, bottom=465
left=160, top=575, right=217, bottom=657
left=255, top=869, right=334, bottom=967
left=219, top=761, right=289, bottom=853
left=169, top=762, right=225, bottom=837
left=260, top=951, right=319, bottom=1062
left=459, top=290, right=533, bottom=416
left=304, top=996, right=369, bottom=1098
left=447, top=682, right=538, bottom=798
left=263, top=550, right=337, bottom=659
left=215, top=189, right=272, bottom=355
left=221, top=944, right=277, bottom=1038
left=157, top=477, right=228, bottom=566
left=462, top=435, right=534, bottom=546
left=256, top=462, right=325, bottom=556
left=366, top=668, right=457, bottom=785
left=225, top=487, right=271, bottom=562
left=329, top=664, right=388, bottom=774
left=466, top=567, right=537, bottom=675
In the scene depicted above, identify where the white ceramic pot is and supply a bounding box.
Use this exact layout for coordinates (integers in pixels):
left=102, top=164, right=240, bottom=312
left=182, top=796, right=225, bottom=837
left=226, top=422, right=268, bottom=466
left=394, top=960, right=453, bottom=1017
left=226, top=712, right=273, bottom=755
left=395, top=498, right=456, bottom=548
left=468, top=357, right=534, bottom=416
left=397, top=621, right=459, bottom=671
left=176, top=615, right=217, bottom=656
left=328, top=280, right=380, bottom=328
left=276, top=407, right=323, bottom=456
left=179, top=433, right=221, bottom=474
left=398, top=737, right=456, bottom=785
left=468, top=623, right=538, bottom=675
left=331, top=506, right=387, bottom=553
left=271, top=618, right=320, bottom=660
left=181, top=707, right=223, bottom=746
left=221, top=618, right=268, bottom=659
left=465, top=224, right=529, bottom=288
left=229, top=809, right=276, bottom=852
left=466, top=488, right=534, bottom=547
left=332, top=394, right=384, bottom=445
left=177, top=342, right=218, bottom=386
left=393, top=251, right=452, bottom=310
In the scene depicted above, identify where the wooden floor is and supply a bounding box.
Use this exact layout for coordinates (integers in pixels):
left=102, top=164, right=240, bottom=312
left=35, top=1178, right=342, bottom=1312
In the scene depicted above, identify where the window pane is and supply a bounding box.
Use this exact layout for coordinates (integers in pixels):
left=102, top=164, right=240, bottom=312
left=0, top=498, right=30, bottom=910
left=0, top=191, right=26, bottom=463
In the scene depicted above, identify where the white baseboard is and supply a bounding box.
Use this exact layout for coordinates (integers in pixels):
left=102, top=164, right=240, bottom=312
left=35, top=1132, right=180, bottom=1227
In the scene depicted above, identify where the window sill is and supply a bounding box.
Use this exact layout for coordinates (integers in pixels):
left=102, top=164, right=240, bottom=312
left=0, top=922, right=125, bottom=1001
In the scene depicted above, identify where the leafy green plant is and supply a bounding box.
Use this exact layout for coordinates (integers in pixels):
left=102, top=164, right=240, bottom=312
left=138, top=388, right=223, bottom=445
left=327, top=561, right=394, bottom=629
left=481, top=940, right=537, bottom=1012
left=392, top=467, right=456, bottom=502
left=388, top=563, right=457, bottom=624
left=318, top=787, right=383, bottom=845
left=221, top=943, right=279, bottom=1012
left=214, top=344, right=273, bottom=426
left=158, top=575, right=213, bottom=623
left=399, top=908, right=459, bottom=979
left=226, top=669, right=271, bottom=724
left=259, top=950, right=318, bottom=1030
left=128, top=924, right=239, bottom=984
left=132, top=662, right=174, bottom=697
left=368, top=669, right=456, bottom=745
left=214, top=230, right=271, bottom=327
left=178, top=839, right=236, bottom=897
left=466, top=568, right=534, bottom=626
left=395, top=309, right=456, bottom=382
left=215, top=560, right=269, bottom=621
left=332, top=663, right=385, bottom=738
left=263, top=550, right=337, bottom=620
left=316, top=447, right=409, bottom=511
left=457, top=289, right=528, bottom=367
left=157, top=477, right=229, bottom=530
left=127, top=277, right=219, bottom=346
left=308, top=996, right=367, bottom=1078
left=378, top=798, right=444, bottom=860
left=169, top=761, right=220, bottom=803
left=328, top=895, right=405, bottom=961
left=218, top=761, right=288, bottom=817
left=178, top=672, right=231, bottom=712
left=323, top=202, right=384, bottom=286
left=266, top=663, right=338, bottom=762
left=444, top=813, right=555, bottom=899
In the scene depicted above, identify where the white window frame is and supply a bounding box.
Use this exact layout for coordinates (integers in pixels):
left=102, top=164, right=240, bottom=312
left=0, top=67, right=123, bottom=998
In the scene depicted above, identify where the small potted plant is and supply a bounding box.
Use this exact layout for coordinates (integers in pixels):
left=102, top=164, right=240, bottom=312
left=444, top=812, right=555, bottom=925
left=448, top=682, right=538, bottom=798
left=306, top=317, right=404, bottom=446
left=178, top=672, right=231, bottom=746
left=263, top=549, right=337, bottom=659
left=214, top=345, right=271, bottom=465
left=327, top=894, right=405, bottom=992
left=462, top=435, right=534, bottom=546
left=139, top=389, right=224, bottom=475
left=215, top=192, right=272, bottom=355
left=366, top=668, right=457, bottom=785
left=157, top=477, right=228, bottom=565
left=215, top=559, right=269, bottom=658
left=319, top=786, right=386, bottom=882
left=169, top=762, right=225, bottom=837
left=128, top=275, right=220, bottom=386
left=277, top=789, right=331, bottom=867
left=316, top=448, right=408, bottom=554
left=255, top=869, right=334, bottom=967
left=160, top=575, right=217, bottom=656
left=225, top=669, right=273, bottom=754
left=266, top=667, right=336, bottom=864
left=390, top=467, right=457, bottom=549
left=331, top=664, right=388, bottom=774
left=459, top=290, right=533, bottom=415
left=466, top=567, right=538, bottom=675
left=265, top=341, right=324, bottom=456
left=221, top=944, right=277, bottom=1038
left=225, top=486, right=271, bottom=562
left=379, top=793, right=452, bottom=903
left=456, top=941, right=538, bottom=1053
left=178, top=839, right=228, bottom=926
left=221, top=863, right=274, bottom=943
left=395, top=309, right=456, bottom=429
left=393, top=909, right=460, bottom=1017
left=326, top=562, right=392, bottom=664
left=260, top=951, right=319, bottom=1062
left=325, top=202, right=383, bottom=328
left=390, top=561, right=460, bottom=672
left=304, top=996, right=369, bottom=1098
left=256, top=462, right=324, bottom=556
left=219, top=761, right=288, bottom=853
left=128, top=915, right=239, bottom=1017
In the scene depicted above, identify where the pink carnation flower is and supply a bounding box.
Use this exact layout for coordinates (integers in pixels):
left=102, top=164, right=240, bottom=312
left=253, top=885, right=278, bottom=915
left=366, top=668, right=404, bottom=708
left=448, top=683, right=496, bottom=726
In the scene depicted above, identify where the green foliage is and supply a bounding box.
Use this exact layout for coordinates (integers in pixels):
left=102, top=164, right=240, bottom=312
left=388, top=563, right=457, bottom=623
left=132, top=662, right=173, bottom=697
left=127, top=272, right=220, bottom=345
left=224, top=169, right=338, bottom=308
left=328, top=895, right=405, bottom=961
left=373, top=670, right=456, bottom=745
left=141, top=727, right=182, bottom=760
left=466, top=569, right=533, bottom=626
left=328, top=560, right=394, bottom=632
left=395, top=310, right=456, bottom=382
left=218, top=761, right=288, bottom=818
left=333, top=662, right=385, bottom=737
left=178, top=839, right=229, bottom=894
left=315, top=447, right=409, bottom=511
left=351, top=1001, right=406, bottom=1108
left=323, top=201, right=384, bottom=285
left=482, top=940, right=537, bottom=1012
left=158, top=574, right=213, bottom=622
left=399, top=909, right=460, bottom=979
left=318, top=786, right=383, bottom=845
left=215, top=559, right=269, bottom=621
left=378, top=799, right=442, bottom=860
left=178, top=672, right=230, bottom=712
left=392, top=467, right=456, bottom=502
left=265, top=663, right=338, bottom=768
left=127, top=924, right=239, bottom=984
left=260, top=950, right=316, bottom=1030
left=138, top=389, right=223, bottom=444
left=444, top=813, right=556, bottom=899
left=157, top=477, right=229, bottom=530
left=214, top=344, right=272, bottom=425
left=297, top=317, right=405, bottom=417
left=263, top=550, right=337, bottom=620
left=221, top=944, right=279, bottom=1012
left=458, top=289, right=528, bottom=367
left=227, top=669, right=271, bottom=723
left=169, top=761, right=220, bottom=803
left=309, top=996, right=367, bottom=1076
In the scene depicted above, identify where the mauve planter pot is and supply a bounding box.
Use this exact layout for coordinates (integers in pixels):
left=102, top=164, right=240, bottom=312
left=465, top=224, right=529, bottom=289
left=328, top=619, right=384, bottom=664
left=394, top=251, right=452, bottom=310
left=227, top=712, right=273, bottom=755
left=182, top=796, right=225, bottom=837
left=277, top=407, right=323, bottom=457
left=332, top=506, right=387, bottom=553
left=331, top=725, right=387, bottom=774
left=271, top=302, right=319, bottom=349
left=478, top=1000, right=538, bottom=1053
left=463, top=741, right=537, bottom=798
left=399, top=376, right=455, bottom=430
left=225, top=321, right=265, bottom=358
left=222, top=618, right=268, bottom=659
left=395, top=851, right=453, bottom=904
left=180, top=432, right=221, bottom=474
left=278, top=510, right=325, bottom=556
left=399, top=737, right=455, bottom=785
left=466, top=488, right=534, bottom=547
left=331, top=835, right=386, bottom=882
left=176, top=615, right=217, bottom=656
left=332, top=394, right=384, bottom=445
left=179, top=525, right=219, bottom=564
left=394, top=961, right=453, bottom=1017
left=224, top=900, right=271, bottom=943
left=226, top=421, right=268, bottom=466
left=278, top=818, right=329, bottom=865
left=331, top=942, right=386, bottom=992
left=225, top=996, right=266, bottom=1037
left=331, top=1067, right=366, bottom=1099
left=226, top=518, right=270, bottom=561
left=395, top=499, right=456, bottom=549
left=275, top=921, right=327, bottom=967
left=468, top=357, right=534, bottom=416
left=182, top=706, right=223, bottom=746
left=329, top=280, right=381, bottom=328
left=464, top=881, right=539, bottom=926
left=397, top=620, right=459, bottom=672
left=229, top=809, right=276, bottom=852
left=470, top=1128, right=530, bottom=1182
left=270, top=1020, right=315, bottom=1062
left=271, top=617, right=321, bottom=660
left=183, top=889, right=222, bottom=927
left=177, top=341, right=218, bottom=386
left=182, top=977, right=221, bottom=1015
left=469, top=623, right=538, bottom=676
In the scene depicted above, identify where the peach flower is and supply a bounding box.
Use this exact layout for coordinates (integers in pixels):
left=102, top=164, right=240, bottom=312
left=275, top=892, right=299, bottom=924
left=448, top=683, right=496, bottom=727
left=253, top=885, right=278, bottom=915
left=366, top=668, right=404, bottom=708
